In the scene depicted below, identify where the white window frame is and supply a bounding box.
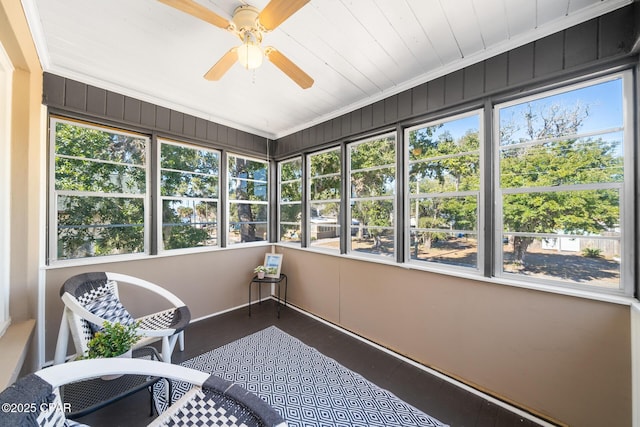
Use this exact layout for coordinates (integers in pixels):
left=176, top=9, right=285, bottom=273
left=0, top=42, right=13, bottom=337
left=226, top=153, right=269, bottom=246
left=493, top=71, right=634, bottom=296
left=404, top=110, right=484, bottom=273
left=48, top=117, right=150, bottom=264
left=347, top=132, right=397, bottom=260
left=307, top=147, right=342, bottom=252
left=278, top=157, right=302, bottom=245
left=157, top=139, right=220, bottom=254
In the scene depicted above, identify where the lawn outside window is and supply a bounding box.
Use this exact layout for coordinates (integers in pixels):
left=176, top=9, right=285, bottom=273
left=308, top=147, right=342, bottom=252
left=159, top=139, right=220, bottom=252
left=49, top=117, right=149, bottom=262
left=405, top=110, right=483, bottom=272
left=494, top=71, right=633, bottom=295
left=227, top=154, right=269, bottom=245
left=278, top=157, right=302, bottom=245
left=347, top=133, right=396, bottom=259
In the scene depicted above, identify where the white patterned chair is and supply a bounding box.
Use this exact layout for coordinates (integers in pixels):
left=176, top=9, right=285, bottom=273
left=54, top=272, right=190, bottom=365
left=0, top=358, right=287, bottom=427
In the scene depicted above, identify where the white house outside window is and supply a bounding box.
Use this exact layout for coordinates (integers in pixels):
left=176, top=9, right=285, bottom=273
left=495, top=72, right=633, bottom=295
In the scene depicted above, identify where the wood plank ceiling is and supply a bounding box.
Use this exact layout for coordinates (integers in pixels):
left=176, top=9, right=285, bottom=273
left=23, top=0, right=631, bottom=139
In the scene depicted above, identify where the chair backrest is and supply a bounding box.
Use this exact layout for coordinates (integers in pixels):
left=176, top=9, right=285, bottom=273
left=0, top=373, right=66, bottom=427
left=60, top=272, right=122, bottom=357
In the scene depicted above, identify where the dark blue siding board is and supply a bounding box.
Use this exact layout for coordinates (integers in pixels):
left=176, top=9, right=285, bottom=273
left=323, top=121, right=332, bottom=143
left=361, top=105, right=373, bottom=130
left=565, top=19, right=598, bottom=69
left=341, top=115, right=351, bottom=136
left=412, top=83, right=428, bottom=116
left=218, top=126, right=228, bottom=144
left=507, top=44, right=534, bottom=86
left=332, top=117, right=342, bottom=140
left=124, top=97, right=141, bottom=125
left=484, top=53, right=508, bottom=93
left=236, top=130, right=249, bottom=149
left=302, top=127, right=311, bottom=146
left=140, top=101, right=156, bottom=127
left=86, top=86, right=107, bottom=116
left=228, top=127, right=238, bottom=146
left=350, top=109, right=362, bottom=134
left=195, top=117, right=208, bottom=140
left=534, top=33, right=565, bottom=78
left=398, top=89, right=412, bottom=119
left=463, top=62, right=485, bottom=100
left=43, top=73, right=65, bottom=106
left=156, top=106, right=171, bottom=131
left=599, top=7, right=634, bottom=58
left=106, top=92, right=125, bottom=120
left=42, top=73, right=266, bottom=156
left=207, top=122, right=218, bottom=141
left=169, top=111, right=184, bottom=134
left=308, top=125, right=317, bottom=146
left=427, top=77, right=445, bottom=111
left=445, top=70, right=464, bottom=105
left=183, top=114, right=196, bottom=138
left=372, top=100, right=385, bottom=127
left=64, top=79, right=86, bottom=111
left=384, top=96, right=398, bottom=123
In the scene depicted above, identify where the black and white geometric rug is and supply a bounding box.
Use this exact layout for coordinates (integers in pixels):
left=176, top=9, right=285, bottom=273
left=153, top=326, right=448, bottom=427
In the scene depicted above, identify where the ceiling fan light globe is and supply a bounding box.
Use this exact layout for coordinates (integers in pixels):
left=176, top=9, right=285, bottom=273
left=237, top=43, right=263, bottom=69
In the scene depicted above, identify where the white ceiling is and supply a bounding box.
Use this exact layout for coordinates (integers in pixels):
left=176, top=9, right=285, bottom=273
left=23, top=0, right=631, bottom=139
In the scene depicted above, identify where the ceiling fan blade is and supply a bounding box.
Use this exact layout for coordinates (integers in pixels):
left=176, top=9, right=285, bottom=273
left=158, top=0, right=230, bottom=29
left=265, top=47, right=314, bottom=89
left=258, top=0, right=309, bottom=31
left=204, top=48, right=238, bottom=81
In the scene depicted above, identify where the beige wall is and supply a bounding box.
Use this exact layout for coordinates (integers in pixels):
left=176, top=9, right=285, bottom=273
left=1, top=0, right=42, bottom=322
left=278, top=247, right=631, bottom=427
left=1, top=0, right=44, bottom=375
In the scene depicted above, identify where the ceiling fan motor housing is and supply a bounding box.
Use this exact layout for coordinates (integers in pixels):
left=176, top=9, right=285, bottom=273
left=232, top=5, right=262, bottom=33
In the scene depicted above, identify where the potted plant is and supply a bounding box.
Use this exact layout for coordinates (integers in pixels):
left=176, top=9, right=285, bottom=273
left=254, top=265, right=268, bottom=279
left=84, top=321, right=140, bottom=379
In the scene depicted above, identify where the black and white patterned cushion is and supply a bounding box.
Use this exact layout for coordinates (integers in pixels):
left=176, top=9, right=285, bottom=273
left=84, top=290, right=135, bottom=333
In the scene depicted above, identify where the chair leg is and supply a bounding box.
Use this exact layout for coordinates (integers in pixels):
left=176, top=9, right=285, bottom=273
left=54, top=315, right=70, bottom=365
left=178, top=331, right=185, bottom=352
left=161, top=337, right=172, bottom=363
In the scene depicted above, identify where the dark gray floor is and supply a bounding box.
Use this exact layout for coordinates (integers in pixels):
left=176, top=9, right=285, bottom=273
left=75, top=299, right=543, bottom=427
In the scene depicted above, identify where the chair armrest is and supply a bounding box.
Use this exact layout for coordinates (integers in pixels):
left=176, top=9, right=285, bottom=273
left=36, top=358, right=209, bottom=389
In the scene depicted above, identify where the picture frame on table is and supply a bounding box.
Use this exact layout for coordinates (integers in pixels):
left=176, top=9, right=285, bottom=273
left=263, top=253, right=283, bottom=278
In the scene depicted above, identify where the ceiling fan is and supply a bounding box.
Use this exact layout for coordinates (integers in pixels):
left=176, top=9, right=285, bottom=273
left=158, top=0, right=314, bottom=89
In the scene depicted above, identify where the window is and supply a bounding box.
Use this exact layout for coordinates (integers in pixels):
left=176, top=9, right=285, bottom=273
left=227, top=154, right=269, bottom=244
left=278, top=157, right=302, bottom=244
left=159, top=140, right=219, bottom=251
left=348, top=133, right=396, bottom=258
left=308, top=148, right=341, bottom=251
left=406, top=111, right=482, bottom=270
left=50, top=118, right=149, bottom=261
left=0, top=42, right=12, bottom=336
left=495, top=73, right=632, bottom=294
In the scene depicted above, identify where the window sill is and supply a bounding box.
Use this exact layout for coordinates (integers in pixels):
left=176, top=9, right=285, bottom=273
left=276, top=245, right=636, bottom=307
left=0, top=319, right=35, bottom=390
